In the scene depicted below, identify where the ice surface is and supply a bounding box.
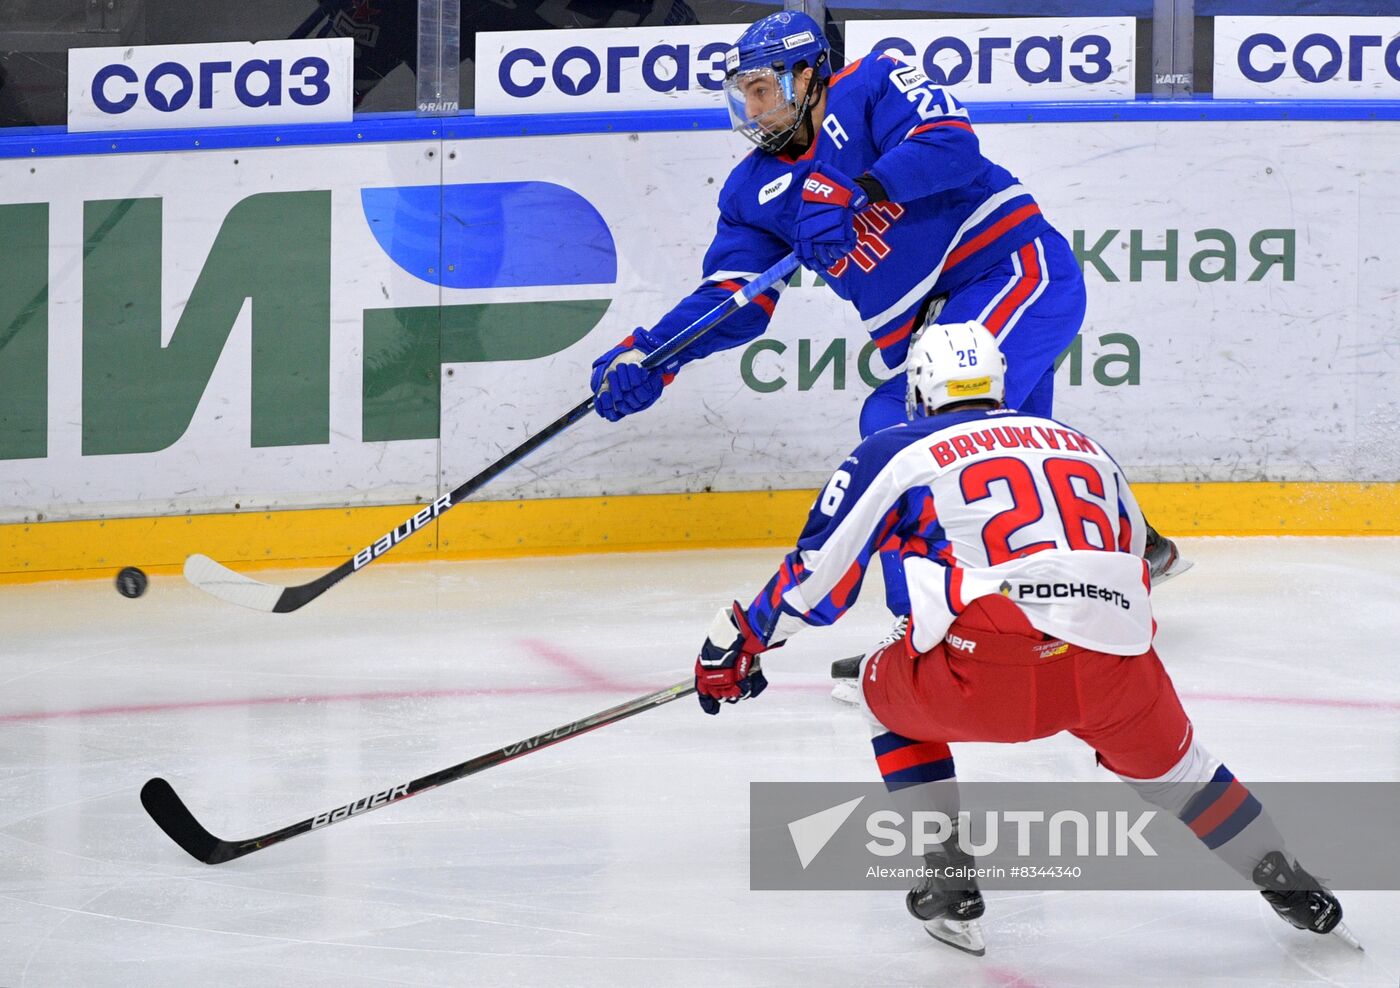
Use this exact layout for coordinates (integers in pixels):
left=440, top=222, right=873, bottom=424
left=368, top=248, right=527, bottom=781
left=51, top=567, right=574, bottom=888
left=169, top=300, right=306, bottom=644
left=1, top=538, right=1397, bottom=986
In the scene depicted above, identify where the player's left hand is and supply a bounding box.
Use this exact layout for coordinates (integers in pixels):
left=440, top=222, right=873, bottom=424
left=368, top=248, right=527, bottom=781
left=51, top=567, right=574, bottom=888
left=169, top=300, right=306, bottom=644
left=590, top=328, right=667, bottom=421
left=793, top=162, right=869, bottom=271
left=694, top=602, right=773, bottom=715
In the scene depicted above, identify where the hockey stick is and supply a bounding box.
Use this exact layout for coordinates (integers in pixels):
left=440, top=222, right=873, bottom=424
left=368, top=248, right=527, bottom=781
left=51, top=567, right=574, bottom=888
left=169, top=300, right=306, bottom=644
left=185, top=254, right=800, bottom=613
left=141, top=677, right=698, bottom=864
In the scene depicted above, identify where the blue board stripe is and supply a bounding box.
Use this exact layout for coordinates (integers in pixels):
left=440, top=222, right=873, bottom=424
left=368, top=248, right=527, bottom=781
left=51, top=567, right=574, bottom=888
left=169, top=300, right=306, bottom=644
left=2, top=100, right=1398, bottom=161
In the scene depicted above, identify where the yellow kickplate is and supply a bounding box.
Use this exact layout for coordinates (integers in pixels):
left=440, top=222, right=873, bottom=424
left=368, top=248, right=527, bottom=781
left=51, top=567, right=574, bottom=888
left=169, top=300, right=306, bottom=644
left=2, top=483, right=1396, bottom=583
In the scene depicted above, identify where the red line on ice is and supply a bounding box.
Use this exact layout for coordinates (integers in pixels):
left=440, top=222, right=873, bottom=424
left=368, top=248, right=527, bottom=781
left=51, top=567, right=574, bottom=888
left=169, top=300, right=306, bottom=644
left=986, top=968, right=1046, bottom=988
left=0, top=683, right=652, bottom=724
left=519, top=638, right=629, bottom=691
left=1, top=683, right=1397, bottom=724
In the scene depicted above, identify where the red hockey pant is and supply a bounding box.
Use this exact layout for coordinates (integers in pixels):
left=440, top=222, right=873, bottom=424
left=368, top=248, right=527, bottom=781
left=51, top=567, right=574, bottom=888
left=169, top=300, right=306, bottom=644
left=863, top=595, right=1192, bottom=780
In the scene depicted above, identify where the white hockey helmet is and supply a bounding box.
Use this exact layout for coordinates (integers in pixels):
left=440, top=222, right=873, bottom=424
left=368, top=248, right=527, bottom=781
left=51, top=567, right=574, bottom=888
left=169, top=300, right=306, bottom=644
left=905, top=321, right=1007, bottom=418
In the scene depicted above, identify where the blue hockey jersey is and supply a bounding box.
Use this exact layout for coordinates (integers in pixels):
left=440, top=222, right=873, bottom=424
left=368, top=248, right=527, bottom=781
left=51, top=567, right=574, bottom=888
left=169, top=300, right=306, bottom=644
left=649, top=54, right=1055, bottom=376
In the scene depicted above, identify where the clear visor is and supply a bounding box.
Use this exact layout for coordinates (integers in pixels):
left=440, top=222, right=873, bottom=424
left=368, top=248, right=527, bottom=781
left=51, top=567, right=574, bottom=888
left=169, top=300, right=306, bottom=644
left=723, top=67, right=799, bottom=140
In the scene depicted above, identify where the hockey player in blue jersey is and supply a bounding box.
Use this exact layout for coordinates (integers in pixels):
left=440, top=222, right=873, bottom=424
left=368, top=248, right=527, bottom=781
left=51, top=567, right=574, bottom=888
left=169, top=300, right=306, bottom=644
left=588, top=10, right=1183, bottom=593
left=690, top=321, right=1354, bottom=955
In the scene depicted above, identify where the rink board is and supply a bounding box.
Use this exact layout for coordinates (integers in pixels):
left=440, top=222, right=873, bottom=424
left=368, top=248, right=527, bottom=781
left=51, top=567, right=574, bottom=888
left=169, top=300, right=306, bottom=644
left=3, top=481, right=1399, bottom=584
left=1, top=106, right=1398, bottom=574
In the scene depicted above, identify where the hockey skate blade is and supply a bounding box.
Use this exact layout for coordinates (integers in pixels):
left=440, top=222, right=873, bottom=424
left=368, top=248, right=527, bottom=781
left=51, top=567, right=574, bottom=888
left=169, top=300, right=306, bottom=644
left=184, top=554, right=282, bottom=612
left=1331, top=921, right=1364, bottom=952
left=923, top=917, right=986, bottom=956
left=1152, top=557, right=1194, bottom=586
left=830, top=677, right=862, bottom=706
left=829, top=654, right=867, bottom=706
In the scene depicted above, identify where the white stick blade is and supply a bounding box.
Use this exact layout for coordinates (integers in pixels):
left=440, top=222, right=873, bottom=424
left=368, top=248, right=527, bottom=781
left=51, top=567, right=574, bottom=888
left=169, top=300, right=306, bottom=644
left=183, top=554, right=284, bottom=612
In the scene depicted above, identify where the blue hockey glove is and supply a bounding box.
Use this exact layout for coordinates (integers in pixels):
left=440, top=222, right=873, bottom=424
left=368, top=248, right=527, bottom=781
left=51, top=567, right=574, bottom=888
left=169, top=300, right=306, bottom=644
left=694, top=602, right=776, bottom=715
left=590, top=329, right=668, bottom=422
left=793, top=162, right=869, bottom=272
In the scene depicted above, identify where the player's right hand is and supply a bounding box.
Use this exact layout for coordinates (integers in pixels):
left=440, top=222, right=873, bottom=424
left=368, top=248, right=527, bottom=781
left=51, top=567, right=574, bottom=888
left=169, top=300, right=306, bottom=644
left=694, top=603, right=773, bottom=715
left=590, top=329, right=667, bottom=421
left=793, top=161, right=869, bottom=271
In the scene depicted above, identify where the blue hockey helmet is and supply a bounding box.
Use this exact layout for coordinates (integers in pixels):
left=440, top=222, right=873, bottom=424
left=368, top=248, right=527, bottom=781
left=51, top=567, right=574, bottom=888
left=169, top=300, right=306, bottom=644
left=723, top=10, right=831, bottom=154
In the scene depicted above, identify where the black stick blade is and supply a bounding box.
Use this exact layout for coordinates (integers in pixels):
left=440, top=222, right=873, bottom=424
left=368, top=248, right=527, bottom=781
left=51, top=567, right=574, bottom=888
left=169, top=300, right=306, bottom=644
left=140, top=778, right=233, bottom=865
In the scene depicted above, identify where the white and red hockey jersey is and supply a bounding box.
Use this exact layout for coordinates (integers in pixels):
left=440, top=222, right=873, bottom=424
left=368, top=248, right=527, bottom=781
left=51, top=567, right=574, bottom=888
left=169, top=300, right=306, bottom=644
left=742, top=406, right=1154, bottom=656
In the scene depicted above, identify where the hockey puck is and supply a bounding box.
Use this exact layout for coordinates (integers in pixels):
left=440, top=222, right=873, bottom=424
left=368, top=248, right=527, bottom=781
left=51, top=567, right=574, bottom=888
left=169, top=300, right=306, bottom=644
left=115, top=566, right=148, bottom=599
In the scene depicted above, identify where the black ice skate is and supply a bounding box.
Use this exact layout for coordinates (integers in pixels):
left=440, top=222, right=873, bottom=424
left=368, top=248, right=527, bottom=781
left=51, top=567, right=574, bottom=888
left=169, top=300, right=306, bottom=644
left=907, top=843, right=986, bottom=956
left=830, top=655, right=861, bottom=680
left=1144, top=525, right=1192, bottom=584
left=1253, top=851, right=1363, bottom=950
left=831, top=616, right=908, bottom=705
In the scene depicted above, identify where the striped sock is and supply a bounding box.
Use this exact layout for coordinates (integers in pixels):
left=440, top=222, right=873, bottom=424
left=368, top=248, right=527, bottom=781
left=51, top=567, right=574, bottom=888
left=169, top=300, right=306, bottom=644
left=1116, top=743, right=1289, bottom=883
left=1178, top=764, right=1262, bottom=849
left=1176, top=763, right=1288, bottom=880
left=872, top=732, right=955, bottom=791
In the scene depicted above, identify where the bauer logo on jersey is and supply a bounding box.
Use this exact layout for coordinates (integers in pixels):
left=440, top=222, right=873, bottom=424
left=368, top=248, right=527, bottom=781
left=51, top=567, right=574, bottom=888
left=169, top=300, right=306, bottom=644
left=947, top=376, right=992, bottom=397
left=844, top=16, right=1136, bottom=101
left=759, top=173, right=793, bottom=204
left=947, top=633, right=977, bottom=654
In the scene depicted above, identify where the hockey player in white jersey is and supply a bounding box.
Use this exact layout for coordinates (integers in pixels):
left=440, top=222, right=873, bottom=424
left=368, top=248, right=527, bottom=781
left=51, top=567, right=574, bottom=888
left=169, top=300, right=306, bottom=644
left=691, top=321, right=1356, bottom=955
